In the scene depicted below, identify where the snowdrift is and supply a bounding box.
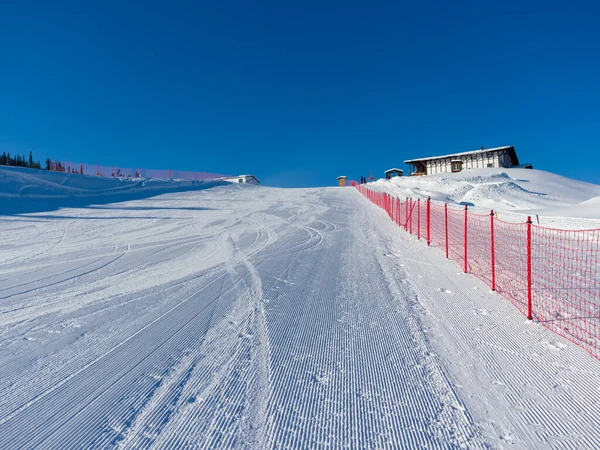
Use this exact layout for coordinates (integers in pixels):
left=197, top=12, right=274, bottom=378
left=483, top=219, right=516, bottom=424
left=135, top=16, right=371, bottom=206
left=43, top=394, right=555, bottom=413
left=0, top=166, right=230, bottom=214
left=370, top=168, right=600, bottom=223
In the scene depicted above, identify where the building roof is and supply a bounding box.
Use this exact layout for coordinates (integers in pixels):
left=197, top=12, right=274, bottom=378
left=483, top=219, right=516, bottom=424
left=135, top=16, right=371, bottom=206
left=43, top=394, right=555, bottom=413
left=223, top=174, right=261, bottom=183
left=244, top=174, right=260, bottom=183
left=404, top=146, right=518, bottom=165
left=384, top=168, right=404, bottom=173
left=336, top=175, right=347, bottom=179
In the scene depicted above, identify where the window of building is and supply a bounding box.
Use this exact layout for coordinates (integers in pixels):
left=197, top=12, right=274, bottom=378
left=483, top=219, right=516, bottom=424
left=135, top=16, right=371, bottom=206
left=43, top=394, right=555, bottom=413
left=487, top=163, right=493, bottom=168
left=451, top=161, right=463, bottom=173
left=239, top=178, right=243, bottom=183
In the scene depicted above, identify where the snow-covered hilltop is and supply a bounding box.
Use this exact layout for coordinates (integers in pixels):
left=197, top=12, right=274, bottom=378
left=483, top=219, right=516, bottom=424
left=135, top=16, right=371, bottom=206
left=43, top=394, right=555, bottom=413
left=0, top=166, right=230, bottom=214
left=368, top=168, right=600, bottom=228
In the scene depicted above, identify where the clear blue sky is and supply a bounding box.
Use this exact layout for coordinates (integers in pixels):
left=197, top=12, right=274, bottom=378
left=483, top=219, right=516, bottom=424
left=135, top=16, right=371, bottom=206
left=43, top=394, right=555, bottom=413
left=1, top=0, right=599, bottom=187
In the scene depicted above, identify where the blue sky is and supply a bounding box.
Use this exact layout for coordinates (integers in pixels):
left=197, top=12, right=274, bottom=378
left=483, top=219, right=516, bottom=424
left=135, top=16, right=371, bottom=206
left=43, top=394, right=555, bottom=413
left=1, top=0, right=599, bottom=187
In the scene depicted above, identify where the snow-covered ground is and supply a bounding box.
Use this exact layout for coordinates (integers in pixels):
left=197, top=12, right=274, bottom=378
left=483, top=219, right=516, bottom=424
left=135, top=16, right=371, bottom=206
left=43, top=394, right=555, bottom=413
left=1, top=167, right=600, bottom=448
left=0, top=166, right=228, bottom=215
left=369, top=168, right=600, bottom=229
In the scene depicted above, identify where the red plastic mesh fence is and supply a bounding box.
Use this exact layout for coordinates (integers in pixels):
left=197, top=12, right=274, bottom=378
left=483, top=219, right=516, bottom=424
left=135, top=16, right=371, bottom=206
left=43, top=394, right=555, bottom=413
left=429, top=203, right=446, bottom=250
left=447, top=206, right=466, bottom=272
left=354, top=184, right=600, bottom=359
left=494, top=219, right=529, bottom=315
left=467, top=212, right=494, bottom=288
left=48, top=160, right=230, bottom=181
left=409, top=199, right=418, bottom=236
left=532, top=227, right=600, bottom=353
left=418, top=199, right=427, bottom=242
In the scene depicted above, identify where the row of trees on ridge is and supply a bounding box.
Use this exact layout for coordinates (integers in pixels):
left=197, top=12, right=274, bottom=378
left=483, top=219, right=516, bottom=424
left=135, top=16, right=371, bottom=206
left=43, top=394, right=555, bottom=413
left=0, top=152, right=86, bottom=174
left=0, top=152, right=42, bottom=169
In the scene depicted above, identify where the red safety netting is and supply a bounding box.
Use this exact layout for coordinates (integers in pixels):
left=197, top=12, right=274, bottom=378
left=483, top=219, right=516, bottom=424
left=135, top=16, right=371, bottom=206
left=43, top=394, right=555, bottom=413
left=354, top=184, right=600, bottom=359
left=429, top=203, right=447, bottom=251
left=532, top=227, right=600, bottom=354
left=447, top=206, right=466, bottom=272
left=47, top=160, right=230, bottom=181
left=409, top=199, right=418, bottom=236
left=467, top=211, right=494, bottom=288
left=494, top=219, right=528, bottom=315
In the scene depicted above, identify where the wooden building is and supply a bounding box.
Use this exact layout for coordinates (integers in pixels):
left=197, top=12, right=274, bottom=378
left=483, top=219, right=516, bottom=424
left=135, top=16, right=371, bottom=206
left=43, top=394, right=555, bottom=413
left=384, top=168, right=403, bottom=179
left=404, top=146, right=529, bottom=176
left=336, top=176, right=347, bottom=187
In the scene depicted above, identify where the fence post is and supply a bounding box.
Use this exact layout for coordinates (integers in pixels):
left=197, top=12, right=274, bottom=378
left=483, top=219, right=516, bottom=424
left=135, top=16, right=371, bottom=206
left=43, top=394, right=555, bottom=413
left=427, top=197, right=431, bottom=246
left=463, top=205, right=468, bottom=273
left=399, top=199, right=402, bottom=226
left=445, top=203, right=449, bottom=259
left=405, top=199, right=408, bottom=231
left=388, top=194, right=391, bottom=218
left=417, top=198, right=421, bottom=240
left=527, top=216, right=533, bottom=320
left=410, top=199, right=413, bottom=235
left=490, top=210, right=496, bottom=291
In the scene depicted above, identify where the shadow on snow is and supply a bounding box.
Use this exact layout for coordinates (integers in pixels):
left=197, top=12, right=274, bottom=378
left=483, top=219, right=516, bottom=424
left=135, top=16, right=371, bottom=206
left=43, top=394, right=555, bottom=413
left=0, top=181, right=229, bottom=216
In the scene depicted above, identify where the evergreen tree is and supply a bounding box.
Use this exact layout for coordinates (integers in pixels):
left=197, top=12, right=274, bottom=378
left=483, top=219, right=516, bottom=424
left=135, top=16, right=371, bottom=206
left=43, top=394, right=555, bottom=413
left=29, top=152, right=33, bottom=167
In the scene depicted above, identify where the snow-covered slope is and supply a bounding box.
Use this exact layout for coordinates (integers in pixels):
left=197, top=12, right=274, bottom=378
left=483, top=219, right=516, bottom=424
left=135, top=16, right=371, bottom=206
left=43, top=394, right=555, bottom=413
left=369, top=168, right=600, bottom=226
left=0, top=166, right=228, bottom=214
left=1, top=168, right=600, bottom=448
left=0, top=183, right=599, bottom=448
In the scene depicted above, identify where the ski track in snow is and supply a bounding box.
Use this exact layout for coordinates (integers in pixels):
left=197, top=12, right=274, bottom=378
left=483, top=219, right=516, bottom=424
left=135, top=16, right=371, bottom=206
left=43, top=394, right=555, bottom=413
left=0, top=185, right=598, bottom=449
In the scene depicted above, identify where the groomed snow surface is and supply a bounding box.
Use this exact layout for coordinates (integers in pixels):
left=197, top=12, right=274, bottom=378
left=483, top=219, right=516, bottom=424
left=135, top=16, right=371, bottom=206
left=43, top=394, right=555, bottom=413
left=1, top=167, right=600, bottom=449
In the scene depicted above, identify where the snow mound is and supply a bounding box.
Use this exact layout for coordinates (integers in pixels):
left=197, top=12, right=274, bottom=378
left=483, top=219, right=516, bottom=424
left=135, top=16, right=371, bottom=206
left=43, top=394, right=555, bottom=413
left=528, top=196, right=600, bottom=220
left=370, top=168, right=600, bottom=221
left=0, top=166, right=230, bottom=214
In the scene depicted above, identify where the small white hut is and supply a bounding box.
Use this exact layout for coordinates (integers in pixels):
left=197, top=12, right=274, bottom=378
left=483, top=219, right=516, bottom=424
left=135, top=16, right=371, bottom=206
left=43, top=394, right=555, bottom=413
left=223, top=175, right=260, bottom=185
